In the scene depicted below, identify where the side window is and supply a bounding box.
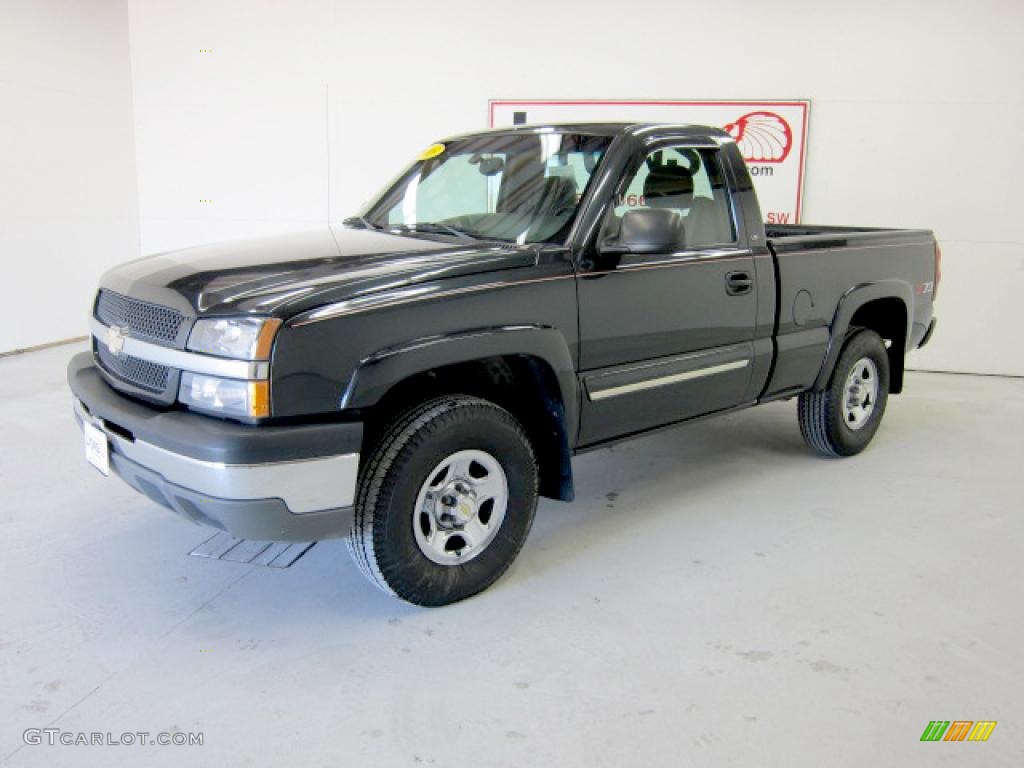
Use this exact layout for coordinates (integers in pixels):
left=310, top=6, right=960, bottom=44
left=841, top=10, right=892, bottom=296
left=609, top=146, right=736, bottom=248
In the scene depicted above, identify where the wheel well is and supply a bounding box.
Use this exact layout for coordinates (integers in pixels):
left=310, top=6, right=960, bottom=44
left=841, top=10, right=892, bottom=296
left=361, top=355, right=574, bottom=501
left=847, top=298, right=907, bottom=394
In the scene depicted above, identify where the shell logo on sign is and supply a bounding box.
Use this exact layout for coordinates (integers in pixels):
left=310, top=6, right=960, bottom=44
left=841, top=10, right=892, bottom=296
left=488, top=99, right=810, bottom=224
left=724, top=111, right=793, bottom=163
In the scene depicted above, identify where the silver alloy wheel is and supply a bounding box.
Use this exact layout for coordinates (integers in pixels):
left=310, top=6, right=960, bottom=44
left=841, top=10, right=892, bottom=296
left=842, top=356, right=879, bottom=430
left=413, top=449, right=509, bottom=565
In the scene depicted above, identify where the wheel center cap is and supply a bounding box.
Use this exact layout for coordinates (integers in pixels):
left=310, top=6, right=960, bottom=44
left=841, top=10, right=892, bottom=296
left=438, top=482, right=476, bottom=525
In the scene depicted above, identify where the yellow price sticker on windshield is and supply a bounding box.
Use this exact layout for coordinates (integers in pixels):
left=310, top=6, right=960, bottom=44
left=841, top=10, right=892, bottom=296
left=418, top=143, right=446, bottom=161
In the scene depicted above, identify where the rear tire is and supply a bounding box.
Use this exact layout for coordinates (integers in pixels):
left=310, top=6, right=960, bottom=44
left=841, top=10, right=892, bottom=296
left=347, top=395, right=538, bottom=606
left=798, top=329, right=890, bottom=457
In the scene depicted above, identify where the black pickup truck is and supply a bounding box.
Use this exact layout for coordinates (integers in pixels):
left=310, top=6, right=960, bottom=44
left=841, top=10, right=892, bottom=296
left=69, top=123, right=939, bottom=605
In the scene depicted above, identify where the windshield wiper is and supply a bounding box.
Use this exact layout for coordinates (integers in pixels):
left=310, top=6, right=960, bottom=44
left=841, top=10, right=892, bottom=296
left=389, top=222, right=476, bottom=241
left=342, top=216, right=381, bottom=230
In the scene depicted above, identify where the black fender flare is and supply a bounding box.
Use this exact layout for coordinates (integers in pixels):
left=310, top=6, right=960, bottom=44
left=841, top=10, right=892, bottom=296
left=341, top=324, right=579, bottom=443
left=813, top=280, right=913, bottom=390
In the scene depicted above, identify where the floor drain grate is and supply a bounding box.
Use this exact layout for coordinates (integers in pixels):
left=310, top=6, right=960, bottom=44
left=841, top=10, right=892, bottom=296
left=188, top=532, right=315, bottom=568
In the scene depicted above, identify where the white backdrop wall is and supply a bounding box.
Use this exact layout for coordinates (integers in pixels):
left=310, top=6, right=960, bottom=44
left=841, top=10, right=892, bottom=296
left=0, top=0, right=139, bottom=352
left=123, top=0, right=1022, bottom=375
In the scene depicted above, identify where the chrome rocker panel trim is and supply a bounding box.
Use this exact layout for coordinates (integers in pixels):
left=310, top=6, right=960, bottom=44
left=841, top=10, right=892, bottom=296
left=587, top=358, right=750, bottom=401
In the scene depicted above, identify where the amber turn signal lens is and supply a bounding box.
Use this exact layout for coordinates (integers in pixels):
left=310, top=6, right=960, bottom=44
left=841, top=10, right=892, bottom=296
left=254, top=318, right=283, bottom=360
left=248, top=380, right=271, bottom=418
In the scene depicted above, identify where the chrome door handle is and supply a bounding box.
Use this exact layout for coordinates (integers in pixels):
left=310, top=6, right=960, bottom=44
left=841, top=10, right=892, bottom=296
left=725, top=271, right=753, bottom=296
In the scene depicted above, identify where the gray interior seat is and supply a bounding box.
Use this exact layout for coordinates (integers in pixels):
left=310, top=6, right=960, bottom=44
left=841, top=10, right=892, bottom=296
left=534, top=175, right=577, bottom=216
left=642, top=165, right=732, bottom=247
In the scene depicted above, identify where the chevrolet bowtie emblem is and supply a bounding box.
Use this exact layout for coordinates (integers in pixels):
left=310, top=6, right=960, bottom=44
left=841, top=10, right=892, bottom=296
left=106, top=325, right=127, bottom=357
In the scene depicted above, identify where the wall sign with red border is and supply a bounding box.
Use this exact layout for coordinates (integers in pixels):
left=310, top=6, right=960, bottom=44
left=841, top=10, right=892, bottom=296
left=489, top=99, right=810, bottom=225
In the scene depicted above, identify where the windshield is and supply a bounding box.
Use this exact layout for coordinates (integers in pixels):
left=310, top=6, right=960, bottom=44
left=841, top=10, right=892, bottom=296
left=360, top=131, right=612, bottom=244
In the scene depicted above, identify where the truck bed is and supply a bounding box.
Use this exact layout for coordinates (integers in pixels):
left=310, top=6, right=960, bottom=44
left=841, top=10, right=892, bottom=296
left=761, top=222, right=937, bottom=399
left=766, top=223, right=931, bottom=243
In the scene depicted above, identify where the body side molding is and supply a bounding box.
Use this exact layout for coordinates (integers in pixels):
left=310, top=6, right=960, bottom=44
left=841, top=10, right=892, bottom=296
left=586, top=347, right=751, bottom=401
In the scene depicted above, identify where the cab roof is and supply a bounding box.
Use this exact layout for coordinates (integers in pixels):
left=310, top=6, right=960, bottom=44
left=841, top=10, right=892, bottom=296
left=441, top=122, right=732, bottom=142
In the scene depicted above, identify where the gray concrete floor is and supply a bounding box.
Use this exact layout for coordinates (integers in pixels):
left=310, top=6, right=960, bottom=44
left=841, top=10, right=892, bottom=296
left=1, top=342, right=1021, bottom=767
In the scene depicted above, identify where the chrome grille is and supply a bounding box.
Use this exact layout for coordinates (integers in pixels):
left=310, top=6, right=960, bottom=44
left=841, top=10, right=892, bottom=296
left=95, top=342, right=170, bottom=393
left=92, top=289, right=186, bottom=400
left=95, top=289, right=184, bottom=344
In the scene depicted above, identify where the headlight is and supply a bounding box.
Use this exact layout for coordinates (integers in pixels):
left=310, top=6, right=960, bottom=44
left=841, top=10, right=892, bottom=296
left=187, top=317, right=281, bottom=360
left=179, top=372, right=270, bottom=420
left=181, top=317, right=280, bottom=420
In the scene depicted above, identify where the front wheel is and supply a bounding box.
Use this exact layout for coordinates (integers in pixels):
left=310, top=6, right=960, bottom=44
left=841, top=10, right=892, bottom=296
left=347, top=395, right=538, bottom=606
left=798, top=329, right=890, bottom=457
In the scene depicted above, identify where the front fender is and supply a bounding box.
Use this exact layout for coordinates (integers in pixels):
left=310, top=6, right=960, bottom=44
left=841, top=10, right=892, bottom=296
left=341, top=325, right=580, bottom=442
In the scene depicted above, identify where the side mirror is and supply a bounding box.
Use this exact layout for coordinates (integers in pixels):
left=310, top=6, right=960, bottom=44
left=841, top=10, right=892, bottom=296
left=599, top=208, right=685, bottom=256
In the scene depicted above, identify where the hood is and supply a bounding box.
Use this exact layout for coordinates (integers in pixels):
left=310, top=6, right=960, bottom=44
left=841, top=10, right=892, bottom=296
left=99, top=226, right=538, bottom=318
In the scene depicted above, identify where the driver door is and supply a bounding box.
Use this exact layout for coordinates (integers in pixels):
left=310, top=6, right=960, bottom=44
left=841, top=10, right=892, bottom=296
left=576, top=142, right=758, bottom=445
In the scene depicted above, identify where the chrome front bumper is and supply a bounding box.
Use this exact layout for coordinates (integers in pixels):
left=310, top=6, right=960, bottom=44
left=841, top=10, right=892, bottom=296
left=75, top=397, right=358, bottom=514
left=68, top=352, right=362, bottom=541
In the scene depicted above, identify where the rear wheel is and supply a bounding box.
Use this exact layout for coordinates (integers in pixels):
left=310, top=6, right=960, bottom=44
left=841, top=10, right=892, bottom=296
left=798, top=329, right=890, bottom=457
left=347, top=395, right=538, bottom=606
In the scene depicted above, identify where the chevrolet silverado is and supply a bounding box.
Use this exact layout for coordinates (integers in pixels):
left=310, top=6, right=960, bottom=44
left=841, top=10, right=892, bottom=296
left=69, top=123, right=939, bottom=605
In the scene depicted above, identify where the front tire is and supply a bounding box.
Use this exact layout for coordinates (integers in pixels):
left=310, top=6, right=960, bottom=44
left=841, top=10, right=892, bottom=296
left=347, top=395, right=538, bottom=606
left=798, top=329, right=890, bottom=457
